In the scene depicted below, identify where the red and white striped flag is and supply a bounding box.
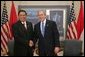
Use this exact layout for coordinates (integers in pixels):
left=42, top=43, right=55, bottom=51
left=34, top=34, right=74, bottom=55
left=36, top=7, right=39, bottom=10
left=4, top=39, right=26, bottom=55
left=1, top=1, right=12, bottom=55
left=66, top=1, right=77, bottom=39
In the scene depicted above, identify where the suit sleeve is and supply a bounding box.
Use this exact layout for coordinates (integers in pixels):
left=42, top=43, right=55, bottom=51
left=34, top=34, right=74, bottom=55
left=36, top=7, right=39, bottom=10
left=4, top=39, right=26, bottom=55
left=29, top=22, right=34, bottom=40
left=34, top=25, right=38, bottom=44
left=12, top=24, right=28, bottom=46
left=53, top=22, right=60, bottom=47
left=28, top=22, right=35, bottom=49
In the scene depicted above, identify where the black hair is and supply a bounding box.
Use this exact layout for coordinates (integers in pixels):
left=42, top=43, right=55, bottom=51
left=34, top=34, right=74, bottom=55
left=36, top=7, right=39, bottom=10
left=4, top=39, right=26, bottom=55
left=18, top=10, right=27, bottom=15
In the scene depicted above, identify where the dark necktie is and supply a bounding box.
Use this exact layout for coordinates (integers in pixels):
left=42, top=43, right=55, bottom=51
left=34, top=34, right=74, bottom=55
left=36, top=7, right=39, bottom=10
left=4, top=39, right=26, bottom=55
left=23, top=22, right=27, bottom=29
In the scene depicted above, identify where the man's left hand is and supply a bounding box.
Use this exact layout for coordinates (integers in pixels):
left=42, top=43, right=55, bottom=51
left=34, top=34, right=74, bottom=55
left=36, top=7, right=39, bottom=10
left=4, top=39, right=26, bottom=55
left=54, top=47, right=60, bottom=54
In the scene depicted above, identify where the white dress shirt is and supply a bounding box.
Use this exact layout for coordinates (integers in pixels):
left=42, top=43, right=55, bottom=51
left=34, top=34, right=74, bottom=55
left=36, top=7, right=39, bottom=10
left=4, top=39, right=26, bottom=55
left=40, top=19, right=46, bottom=36
left=21, top=21, right=27, bottom=29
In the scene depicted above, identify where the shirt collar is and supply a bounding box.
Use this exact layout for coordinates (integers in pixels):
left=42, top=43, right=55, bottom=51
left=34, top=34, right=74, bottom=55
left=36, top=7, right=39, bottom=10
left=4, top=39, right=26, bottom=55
left=41, top=19, right=46, bottom=25
left=21, top=21, right=26, bottom=24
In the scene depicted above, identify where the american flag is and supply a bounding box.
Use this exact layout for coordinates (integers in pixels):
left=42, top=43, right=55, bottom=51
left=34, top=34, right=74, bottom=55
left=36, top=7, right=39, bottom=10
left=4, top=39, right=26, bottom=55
left=1, top=1, right=12, bottom=54
left=66, top=1, right=77, bottom=39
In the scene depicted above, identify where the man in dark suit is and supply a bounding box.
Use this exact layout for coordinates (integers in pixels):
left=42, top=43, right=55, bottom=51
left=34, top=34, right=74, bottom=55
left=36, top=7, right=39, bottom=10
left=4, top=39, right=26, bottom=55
left=12, top=10, right=34, bottom=56
left=34, top=10, right=60, bottom=56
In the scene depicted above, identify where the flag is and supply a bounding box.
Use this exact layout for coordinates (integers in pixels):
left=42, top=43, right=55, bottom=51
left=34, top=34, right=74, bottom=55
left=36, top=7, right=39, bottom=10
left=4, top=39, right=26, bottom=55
left=1, top=1, right=11, bottom=54
left=76, top=1, right=84, bottom=40
left=66, top=1, right=77, bottom=39
left=9, top=1, right=17, bottom=39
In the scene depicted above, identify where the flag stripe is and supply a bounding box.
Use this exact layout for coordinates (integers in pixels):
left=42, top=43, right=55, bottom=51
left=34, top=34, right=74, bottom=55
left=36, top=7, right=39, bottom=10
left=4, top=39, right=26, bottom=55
left=1, top=39, right=8, bottom=53
left=67, top=32, right=71, bottom=39
left=67, top=26, right=72, bottom=39
left=69, top=24, right=75, bottom=39
left=70, top=22, right=76, bottom=39
left=66, top=1, right=77, bottom=39
left=1, top=42, right=8, bottom=53
left=1, top=32, right=8, bottom=52
left=68, top=25, right=74, bottom=39
left=71, top=21, right=77, bottom=38
left=1, top=1, right=10, bottom=54
left=1, top=34, right=8, bottom=46
left=6, top=22, right=12, bottom=38
left=1, top=25, right=9, bottom=39
left=1, top=36, right=8, bottom=52
left=1, top=27, right=8, bottom=42
left=1, top=43, right=6, bottom=53
left=67, top=22, right=77, bottom=39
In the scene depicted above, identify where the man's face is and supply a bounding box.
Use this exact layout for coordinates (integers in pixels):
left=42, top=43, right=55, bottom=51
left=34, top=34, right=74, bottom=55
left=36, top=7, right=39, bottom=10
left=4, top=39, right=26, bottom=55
left=18, top=12, right=27, bottom=22
left=37, top=11, right=46, bottom=22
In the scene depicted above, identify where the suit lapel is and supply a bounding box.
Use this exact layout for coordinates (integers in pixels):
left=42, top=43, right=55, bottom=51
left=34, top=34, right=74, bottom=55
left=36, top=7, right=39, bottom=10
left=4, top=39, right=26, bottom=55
left=38, top=22, right=43, bottom=37
left=18, top=21, right=27, bottom=33
left=26, top=21, right=29, bottom=30
left=44, top=20, right=49, bottom=37
left=38, top=20, right=49, bottom=37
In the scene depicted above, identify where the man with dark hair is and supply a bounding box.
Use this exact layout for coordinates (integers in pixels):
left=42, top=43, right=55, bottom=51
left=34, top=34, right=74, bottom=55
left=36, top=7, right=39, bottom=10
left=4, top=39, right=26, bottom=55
left=12, top=10, right=34, bottom=56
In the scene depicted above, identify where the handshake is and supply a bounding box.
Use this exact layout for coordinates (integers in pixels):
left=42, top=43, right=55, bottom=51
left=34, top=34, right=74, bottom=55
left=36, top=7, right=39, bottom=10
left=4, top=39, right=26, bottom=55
left=28, top=40, right=34, bottom=47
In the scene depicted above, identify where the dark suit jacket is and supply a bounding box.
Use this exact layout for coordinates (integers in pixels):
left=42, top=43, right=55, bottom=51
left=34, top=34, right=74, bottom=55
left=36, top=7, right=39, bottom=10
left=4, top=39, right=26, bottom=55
left=34, top=20, right=60, bottom=55
left=12, top=20, right=33, bottom=56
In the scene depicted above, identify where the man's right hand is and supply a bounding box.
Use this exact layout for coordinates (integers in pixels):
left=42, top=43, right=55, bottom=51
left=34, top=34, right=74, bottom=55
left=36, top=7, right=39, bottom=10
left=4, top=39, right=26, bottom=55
left=28, top=40, right=34, bottom=47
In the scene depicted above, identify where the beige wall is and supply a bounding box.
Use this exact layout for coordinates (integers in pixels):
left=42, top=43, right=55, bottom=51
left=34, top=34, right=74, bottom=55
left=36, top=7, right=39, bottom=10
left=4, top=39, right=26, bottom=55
left=1, top=1, right=81, bottom=22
